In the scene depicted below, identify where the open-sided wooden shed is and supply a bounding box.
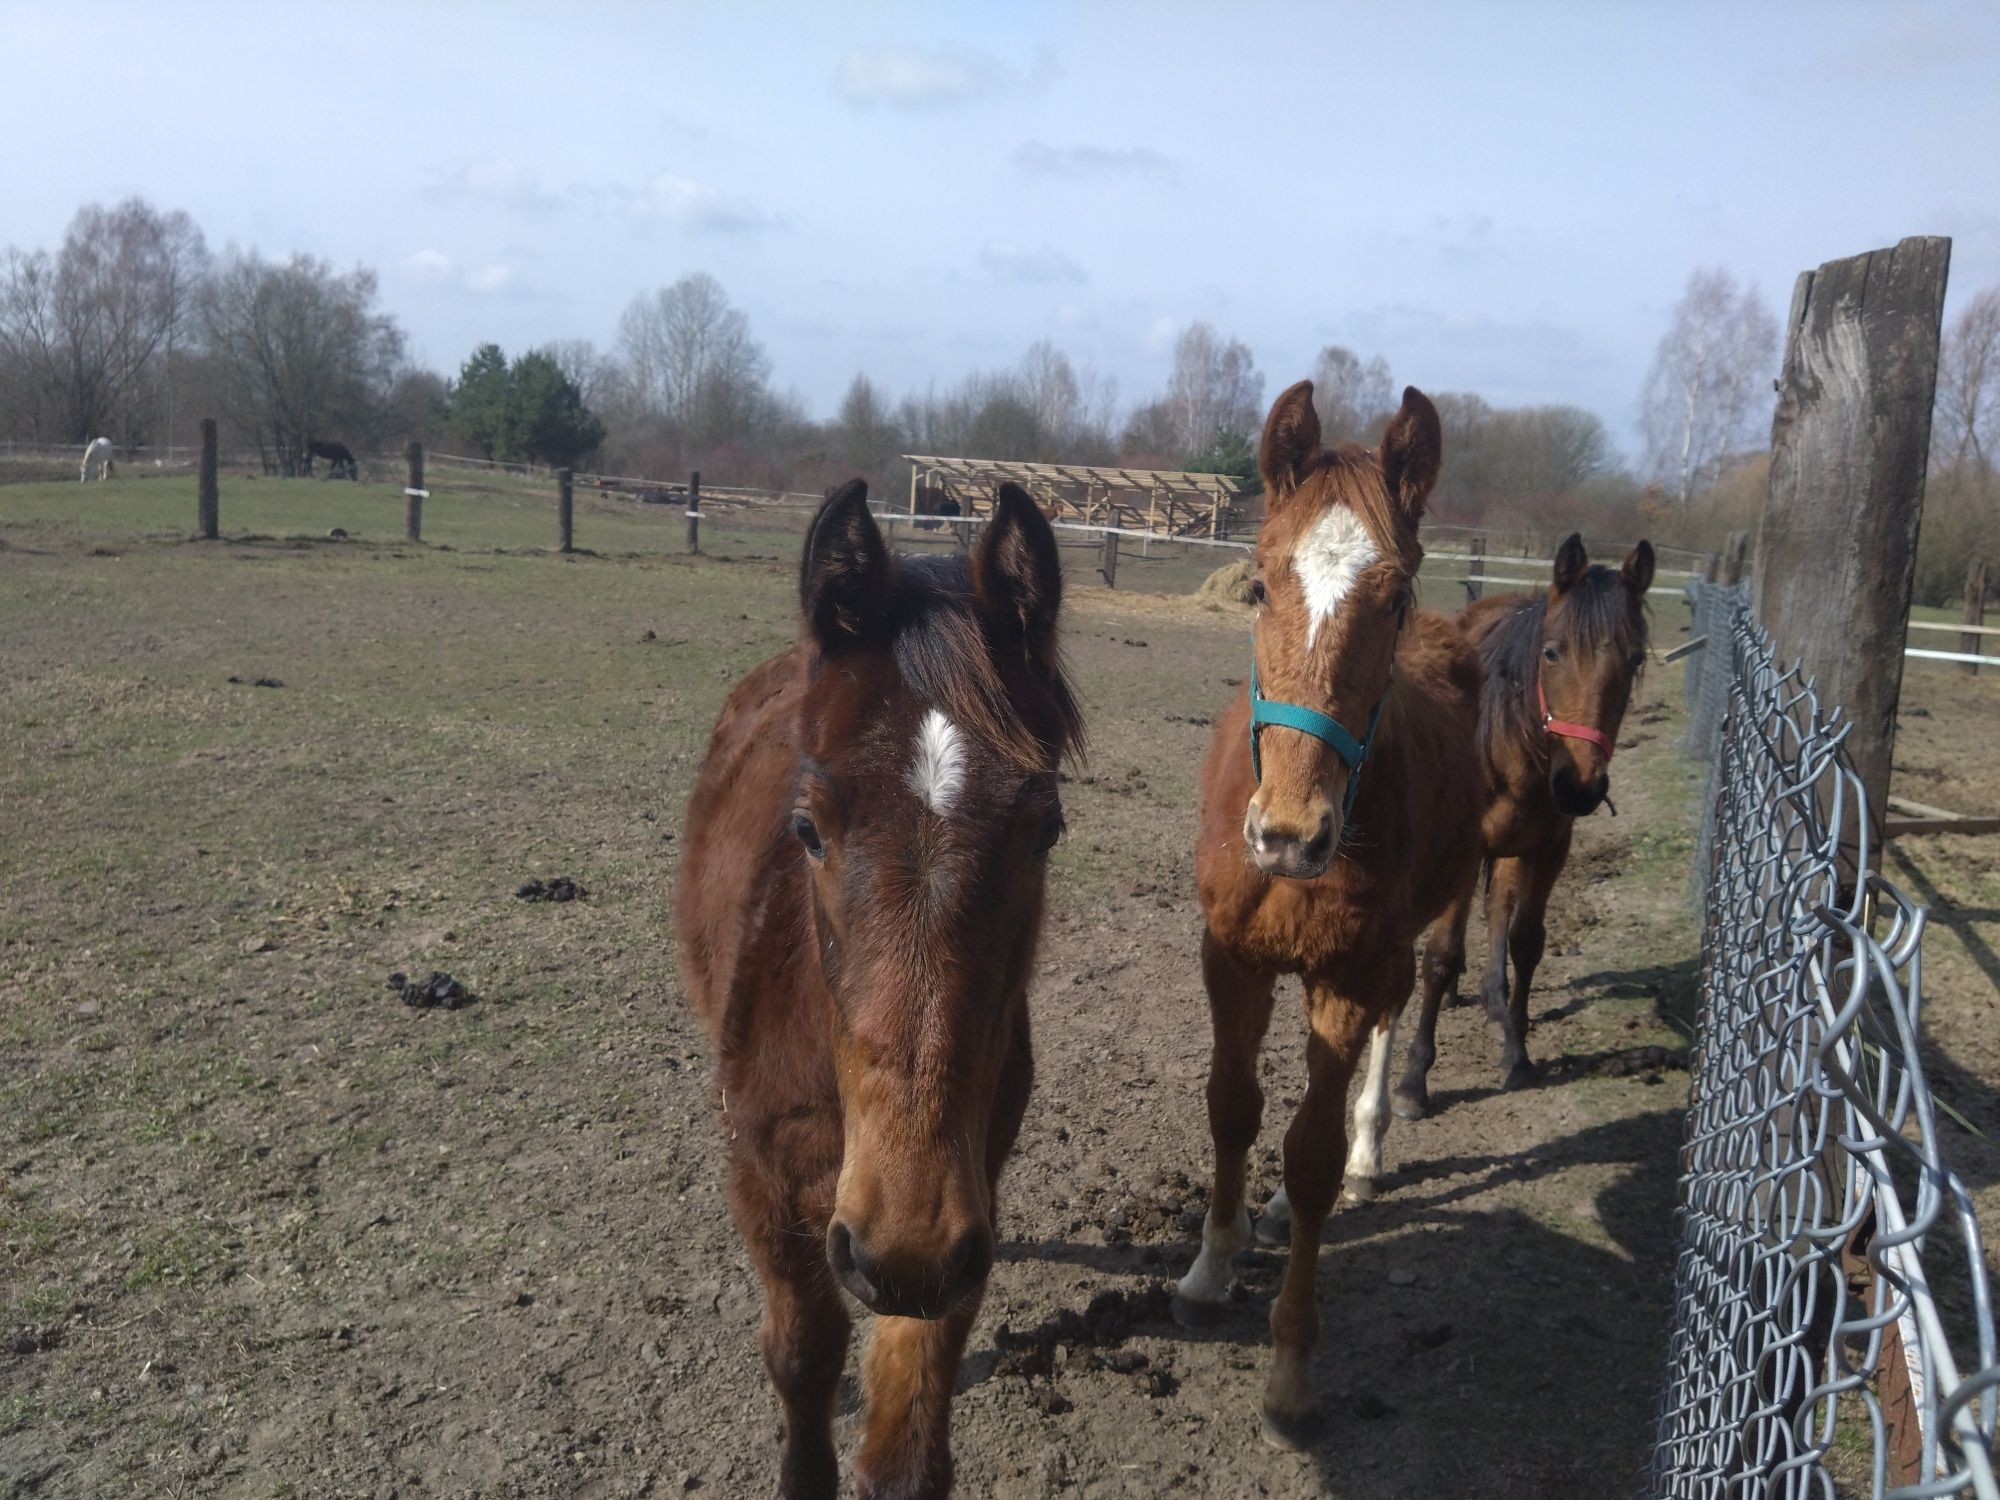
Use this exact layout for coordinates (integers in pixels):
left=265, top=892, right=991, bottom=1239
left=903, top=454, right=1249, bottom=539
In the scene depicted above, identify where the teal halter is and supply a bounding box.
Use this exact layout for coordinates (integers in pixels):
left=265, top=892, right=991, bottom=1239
left=1248, top=631, right=1389, bottom=818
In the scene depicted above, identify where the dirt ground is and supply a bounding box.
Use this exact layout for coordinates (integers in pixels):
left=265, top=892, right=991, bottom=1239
left=3, top=480, right=1994, bottom=1499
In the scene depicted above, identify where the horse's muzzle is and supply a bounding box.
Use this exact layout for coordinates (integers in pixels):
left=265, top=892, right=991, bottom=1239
left=827, top=1220, right=992, bottom=1321
left=1244, top=803, right=1335, bottom=879
left=1553, top=765, right=1610, bottom=817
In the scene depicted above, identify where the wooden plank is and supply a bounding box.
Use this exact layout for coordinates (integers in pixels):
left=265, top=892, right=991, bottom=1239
left=1753, top=235, right=1952, bottom=861
left=1907, top=619, right=2000, bottom=637
left=1886, top=815, right=2000, bottom=837
left=1663, top=636, right=1708, bottom=663
left=1887, top=795, right=1965, bottom=821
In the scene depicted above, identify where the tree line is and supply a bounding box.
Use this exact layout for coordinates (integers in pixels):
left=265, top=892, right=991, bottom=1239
left=1, top=196, right=1991, bottom=602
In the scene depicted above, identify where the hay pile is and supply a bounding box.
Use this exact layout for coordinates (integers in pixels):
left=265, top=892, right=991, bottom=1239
left=1196, top=559, right=1258, bottom=607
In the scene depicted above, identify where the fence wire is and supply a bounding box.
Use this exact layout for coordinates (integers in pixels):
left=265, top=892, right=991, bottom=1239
left=1651, top=593, right=1998, bottom=1498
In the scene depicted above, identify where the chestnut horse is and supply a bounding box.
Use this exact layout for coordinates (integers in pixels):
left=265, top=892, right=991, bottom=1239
left=1392, top=533, right=1654, bottom=1112
left=677, top=479, right=1081, bottom=1499
left=1173, top=382, right=1484, bottom=1445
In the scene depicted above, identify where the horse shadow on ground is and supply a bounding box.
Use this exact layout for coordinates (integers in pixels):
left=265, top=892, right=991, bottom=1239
left=992, top=1106, right=1684, bottom=1497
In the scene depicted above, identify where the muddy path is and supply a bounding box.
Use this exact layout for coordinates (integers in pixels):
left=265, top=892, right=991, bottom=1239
left=0, top=533, right=1758, bottom=1498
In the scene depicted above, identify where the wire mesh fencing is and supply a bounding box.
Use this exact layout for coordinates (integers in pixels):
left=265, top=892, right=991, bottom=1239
left=1650, top=595, right=1999, bottom=1498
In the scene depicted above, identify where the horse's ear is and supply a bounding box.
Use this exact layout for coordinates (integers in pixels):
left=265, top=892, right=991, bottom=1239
left=1552, top=533, right=1589, bottom=594
left=1623, top=540, right=1656, bottom=597
left=1257, top=381, right=1321, bottom=511
left=974, top=482, right=1063, bottom=670
left=1379, top=386, right=1442, bottom=525
left=801, top=479, right=890, bottom=648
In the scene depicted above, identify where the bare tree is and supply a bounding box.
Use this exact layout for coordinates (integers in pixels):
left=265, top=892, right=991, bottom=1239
left=1165, top=322, right=1262, bottom=458
left=1638, top=267, right=1778, bottom=504
left=615, top=272, right=771, bottom=456
left=0, top=198, right=208, bottom=444
left=199, top=251, right=406, bottom=473
left=1310, top=345, right=1394, bottom=443
left=834, top=373, right=903, bottom=471
left=539, top=338, right=617, bottom=414
left=1933, top=286, right=2000, bottom=472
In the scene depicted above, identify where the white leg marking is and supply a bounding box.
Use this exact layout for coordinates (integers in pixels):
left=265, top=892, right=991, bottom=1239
left=1176, top=1203, right=1251, bottom=1304
left=1345, top=1015, right=1397, bottom=1189
left=1292, top=505, right=1381, bottom=649
left=1260, top=1183, right=1291, bottom=1224
left=906, top=709, right=965, bottom=816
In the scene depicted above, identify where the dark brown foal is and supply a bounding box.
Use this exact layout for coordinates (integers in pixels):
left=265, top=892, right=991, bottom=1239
left=1394, top=532, right=1654, bottom=1117
left=677, top=480, right=1081, bottom=1498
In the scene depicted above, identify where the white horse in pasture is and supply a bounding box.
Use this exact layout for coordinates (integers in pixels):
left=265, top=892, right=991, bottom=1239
left=80, top=437, right=115, bottom=481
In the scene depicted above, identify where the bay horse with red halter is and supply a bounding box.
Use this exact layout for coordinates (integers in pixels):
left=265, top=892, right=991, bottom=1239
left=676, top=479, right=1081, bottom=1499
left=1173, top=381, right=1485, bottom=1446
left=1391, top=532, right=1654, bottom=1113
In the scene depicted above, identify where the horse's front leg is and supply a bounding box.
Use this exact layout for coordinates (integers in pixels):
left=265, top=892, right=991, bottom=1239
left=1175, top=929, right=1278, bottom=1307
left=735, top=1173, right=850, bottom=1500
left=1500, top=825, right=1570, bottom=1091
left=1261, top=956, right=1402, bottom=1448
left=1393, top=887, right=1471, bottom=1121
left=853, top=1296, right=980, bottom=1500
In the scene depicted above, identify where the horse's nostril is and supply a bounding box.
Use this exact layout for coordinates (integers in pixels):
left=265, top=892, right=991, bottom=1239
left=828, top=1221, right=875, bottom=1296
left=944, top=1229, right=993, bottom=1295
left=1304, top=813, right=1334, bottom=863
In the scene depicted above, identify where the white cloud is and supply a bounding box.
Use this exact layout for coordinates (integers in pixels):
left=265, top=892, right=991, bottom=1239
left=1012, top=141, right=1175, bottom=181
left=835, top=45, right=1058, bottom=110
left=639, top=174, right=784, bottom=235
left=465, top=264, right=515, bottom=293
left=427, top=158, right=566, bottom=217
left=407, top=248, right=456, bottom=278
left=978, top=241, right=1087, bottom=286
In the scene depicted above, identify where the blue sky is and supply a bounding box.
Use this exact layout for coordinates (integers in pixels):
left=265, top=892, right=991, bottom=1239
left=5, top=0, right=1996, bottom=457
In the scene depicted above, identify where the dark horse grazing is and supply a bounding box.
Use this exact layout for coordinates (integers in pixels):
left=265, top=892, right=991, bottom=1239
left=677, top=479, right=1081, bottom=1498
left=1393, top=532, right=1654, bottom=1112
left=1173, top=382, right=1484, bottom=1445
left=302, top=438, right=357, bottom=479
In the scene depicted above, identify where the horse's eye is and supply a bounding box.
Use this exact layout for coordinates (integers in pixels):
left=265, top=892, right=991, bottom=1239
left=791, top=812, right=825, bottom=861
left=1543, top=645, right=1560, bottom=664
left=1035, top=809, right=1066, bottom=856
left=1250, top=577, right=1267, bottom=605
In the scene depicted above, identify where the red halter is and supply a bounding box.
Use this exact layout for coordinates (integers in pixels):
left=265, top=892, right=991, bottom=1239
left=1537, top=675, right=1616, bottom=760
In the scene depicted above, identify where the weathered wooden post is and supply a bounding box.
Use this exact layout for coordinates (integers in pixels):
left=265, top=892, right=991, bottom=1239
left=404, top=442, right=425, bottom=543
left=686, top=470, right=701, bottom=555
left=1702, top=552, right=1721, bottom=583
left=1466, top=534, right=1485, bottom=599
left=1964, top=558, right=1989, bottom=677
left=1719, top=530, right=1749, bottom=586
left=558, top=468, right=574, bottom=554
left=197, top=418, right=218, bottom=539
left=1753, top=235, right=1951, bottom=854
left=1099, top=527, right=1118, bottom=587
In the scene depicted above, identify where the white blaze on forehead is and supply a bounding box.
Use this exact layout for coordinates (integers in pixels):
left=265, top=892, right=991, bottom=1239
left=1292, top=505, right=1381, bottom=648
left=907, top=709, right=967, bottom=815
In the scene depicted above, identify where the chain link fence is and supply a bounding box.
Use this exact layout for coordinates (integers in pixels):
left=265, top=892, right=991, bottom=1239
left=1651, top=591, right=1998, bottom=1498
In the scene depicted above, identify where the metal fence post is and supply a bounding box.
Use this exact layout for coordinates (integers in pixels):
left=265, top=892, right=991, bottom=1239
left=558, top=468, right=574, bottom=553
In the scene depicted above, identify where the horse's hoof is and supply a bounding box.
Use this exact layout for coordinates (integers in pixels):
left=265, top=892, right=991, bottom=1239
left=1502, top=1061, right=1537, bottom=1092
left=1391, top=1089, right=1429, bottom=1121
left=1253, top=1210, right=1290, bottom=1247
left=1341, top=1176, right=1378, bottom=1206
left=1259, top=1400, right=1322, bottom=1451
left=1171, top=1293, right=1228, bottom=1329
